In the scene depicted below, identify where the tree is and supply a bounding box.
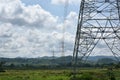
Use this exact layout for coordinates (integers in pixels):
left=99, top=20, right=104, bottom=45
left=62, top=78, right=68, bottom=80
left=10, top=63, right=15, bottom=68
left=0, top=61, right=5, bottom=72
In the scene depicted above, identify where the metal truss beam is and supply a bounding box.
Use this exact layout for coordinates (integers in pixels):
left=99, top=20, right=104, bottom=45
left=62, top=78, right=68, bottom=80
left=72, top=0, right=120, bottom=77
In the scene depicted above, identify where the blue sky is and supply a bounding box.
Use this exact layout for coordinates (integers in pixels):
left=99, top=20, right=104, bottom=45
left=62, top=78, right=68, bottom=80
left=21, top=0, right=80, bottom=17
left=21, top=0, right=64, bottom=17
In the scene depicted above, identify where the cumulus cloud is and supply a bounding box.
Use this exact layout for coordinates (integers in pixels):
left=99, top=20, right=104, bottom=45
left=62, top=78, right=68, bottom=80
left=0, top=0, right=57, bottom=29
left=51, top=0, right=81, bottom=5
left=0, top=0, right=81, bottom=58
left=0, top=0, right=61, bottom=58
left=0, top=23, right=13, bottom=37
left=0, top=0, right=112, bottom=58
left=56, top=11, right=78, bottom=33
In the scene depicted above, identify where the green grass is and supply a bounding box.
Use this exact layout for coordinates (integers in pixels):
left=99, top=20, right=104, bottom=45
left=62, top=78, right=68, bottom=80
left=0, top=70, right=70, bottom=80
left=0, top=69, right=120, bottom=80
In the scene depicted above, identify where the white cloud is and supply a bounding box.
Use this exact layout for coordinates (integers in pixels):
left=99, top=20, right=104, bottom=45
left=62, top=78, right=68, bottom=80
left=0, top=0, right=58, bottom=29
left=0, top=23, right=13, bottom=37
left=51, top=0, right=81, bottom=5
left=0, top=0, right=80, bottom=58
left=0, top=0, right=114, bottom=58
left=56, top=11, right=78, bottom=33
left=0, top=0, right=61, bottom=58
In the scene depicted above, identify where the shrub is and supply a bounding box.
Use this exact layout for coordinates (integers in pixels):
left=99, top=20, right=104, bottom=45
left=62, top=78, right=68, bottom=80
left=80, top=73, right=93, bottom=80
left=70, top=73, right=93, bottom=80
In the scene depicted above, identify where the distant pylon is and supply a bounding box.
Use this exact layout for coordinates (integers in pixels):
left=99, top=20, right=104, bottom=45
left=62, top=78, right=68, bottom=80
left=61, top=0, right=69, bottom=66
left=72, top=0, right=120, bottom=75
left=50, top=47, right=55, bottom=68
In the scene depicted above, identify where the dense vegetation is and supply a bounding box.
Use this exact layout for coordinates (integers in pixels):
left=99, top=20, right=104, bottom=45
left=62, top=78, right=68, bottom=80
left=0, top=56, right=120, bottom=80
left=0, top=56, right=119, bottom=70
left=0, top=69, right=120, bottom=80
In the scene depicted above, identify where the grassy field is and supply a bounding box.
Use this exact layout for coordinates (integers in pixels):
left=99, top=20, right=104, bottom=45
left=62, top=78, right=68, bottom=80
left=0, top=69, right=120, bottom=80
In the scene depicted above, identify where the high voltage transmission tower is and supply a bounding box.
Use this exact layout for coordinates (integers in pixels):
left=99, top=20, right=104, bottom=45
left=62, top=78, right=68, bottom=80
left=72, top=0, right=120, bottom=75
left=60, top=0, right=69, bottom=66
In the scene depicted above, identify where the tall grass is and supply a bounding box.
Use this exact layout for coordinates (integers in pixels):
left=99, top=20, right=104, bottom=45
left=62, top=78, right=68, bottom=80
left=0, top=69, right=120, bottom=80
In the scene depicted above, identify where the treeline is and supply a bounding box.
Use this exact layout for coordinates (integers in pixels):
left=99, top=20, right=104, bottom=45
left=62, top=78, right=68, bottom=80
left=0, top=56, right=120, bottom=70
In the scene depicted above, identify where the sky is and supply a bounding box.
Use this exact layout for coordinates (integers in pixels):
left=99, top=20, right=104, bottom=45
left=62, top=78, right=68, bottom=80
left=0, top=0, right=119, bottom=58
left=0, top=0, right=81, bottom=58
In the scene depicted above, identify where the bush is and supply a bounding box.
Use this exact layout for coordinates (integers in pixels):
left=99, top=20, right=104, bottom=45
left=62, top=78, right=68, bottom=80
left=80, top=73, right=93, bottom=80
left=110, top=77, right=116, bottom=80
left=0, top=61, right=5, bottom=72
left=0, top=67, right=5, bottom=72
left=70, top=73, right=93, bottom=80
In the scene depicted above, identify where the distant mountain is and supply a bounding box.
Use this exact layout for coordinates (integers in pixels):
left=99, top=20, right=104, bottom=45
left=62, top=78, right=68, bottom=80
left=87, top=56, right=117, bottom=62
left=97, top=58, right=117, bottom=64
left=0, top=56, right=119, bottom=68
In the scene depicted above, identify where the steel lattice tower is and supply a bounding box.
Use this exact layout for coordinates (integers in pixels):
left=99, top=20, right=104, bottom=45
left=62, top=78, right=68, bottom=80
left=72, top=0, right=120, bottom=74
